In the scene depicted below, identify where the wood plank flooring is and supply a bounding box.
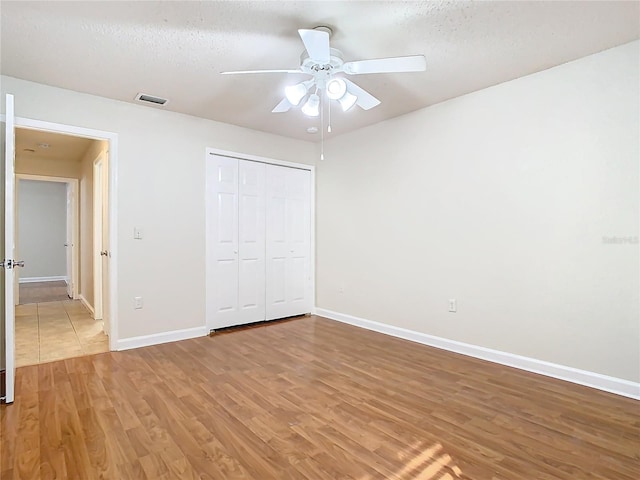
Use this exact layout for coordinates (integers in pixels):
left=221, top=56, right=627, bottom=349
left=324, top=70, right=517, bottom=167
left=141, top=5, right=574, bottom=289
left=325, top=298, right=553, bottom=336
left=1, top=316, right=639, bottom=479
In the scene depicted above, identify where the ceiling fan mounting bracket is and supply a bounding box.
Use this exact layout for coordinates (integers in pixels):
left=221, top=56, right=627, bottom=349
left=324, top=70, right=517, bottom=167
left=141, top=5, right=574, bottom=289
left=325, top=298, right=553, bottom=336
left=312, top=26, right=333, bottom=37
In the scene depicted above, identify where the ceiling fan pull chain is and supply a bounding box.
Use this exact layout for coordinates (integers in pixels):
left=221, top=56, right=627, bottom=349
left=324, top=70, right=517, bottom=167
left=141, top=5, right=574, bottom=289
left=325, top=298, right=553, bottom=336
left=328, top=98, right=332, bottom=133
left=320, top=93, right=325, bottom=161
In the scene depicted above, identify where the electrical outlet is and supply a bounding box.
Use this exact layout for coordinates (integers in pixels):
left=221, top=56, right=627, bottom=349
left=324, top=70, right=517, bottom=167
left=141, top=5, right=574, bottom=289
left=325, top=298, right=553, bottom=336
left=134, top=296, right=143, bottom=309
left=448, top=299, right=457, bottom=313
left=134, top=227, right=143, bottom=240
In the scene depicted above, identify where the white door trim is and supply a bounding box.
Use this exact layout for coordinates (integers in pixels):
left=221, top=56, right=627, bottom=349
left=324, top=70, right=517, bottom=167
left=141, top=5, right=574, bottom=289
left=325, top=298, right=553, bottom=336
left=16, top=174, right=79, bottom=300
left=205, top=148, right=316, bottom=329
left=9, top=116, right=119, bottom=351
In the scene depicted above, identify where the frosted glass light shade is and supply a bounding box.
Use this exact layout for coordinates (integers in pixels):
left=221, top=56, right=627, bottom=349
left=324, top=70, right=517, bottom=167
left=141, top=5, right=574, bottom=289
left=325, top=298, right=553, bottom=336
left=301, top=93, right=320, bottom=117
left=326, top=78, right=347, bottom=100
left=285, top=83, right=308, bottom=106
left=338, top=91, right=358, bottom=111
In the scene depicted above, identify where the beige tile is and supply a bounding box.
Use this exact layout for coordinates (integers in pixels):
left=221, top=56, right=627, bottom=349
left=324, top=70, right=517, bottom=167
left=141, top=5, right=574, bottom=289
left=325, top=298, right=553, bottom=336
left=39, top=318, right=72, bottom=327
left=64, top=303, right=90, bottom=313
left=79, top=335, right=109, bottom=347
left=16, top=350, right=39, bottom=367
left=16, top=315, right=39, bottom=325
left=40, top=343, right=80, bottom=355
left=74, top=322, right=105, bottom=335
left=39, top=328, right=75, bottom=339
left=14, top=299, right=109, bottom=367
left=15, top=324, right=39, bottom=335
left=40, top=336, right=76, bottom=347
left=15, top=330, right=38, bottom=342
left=82, top=341, right=110, bottom=355
left=16, top=304, right=38, bottom=316
left=40, top=347, right=83, bottom=363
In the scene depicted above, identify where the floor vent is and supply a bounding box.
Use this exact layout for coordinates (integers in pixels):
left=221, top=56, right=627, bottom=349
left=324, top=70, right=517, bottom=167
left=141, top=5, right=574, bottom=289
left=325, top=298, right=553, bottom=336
left=134, top=93, right=169, bottom=106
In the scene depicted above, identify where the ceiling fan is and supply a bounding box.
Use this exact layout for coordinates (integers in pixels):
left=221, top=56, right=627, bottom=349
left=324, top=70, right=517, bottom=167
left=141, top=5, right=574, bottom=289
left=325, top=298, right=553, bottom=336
left=221, top=26, right=426, bottom=118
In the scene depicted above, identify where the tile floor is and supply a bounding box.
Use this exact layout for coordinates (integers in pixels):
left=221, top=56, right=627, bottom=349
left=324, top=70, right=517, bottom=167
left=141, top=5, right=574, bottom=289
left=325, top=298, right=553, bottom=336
left=15, top=300, right=109, bottom=367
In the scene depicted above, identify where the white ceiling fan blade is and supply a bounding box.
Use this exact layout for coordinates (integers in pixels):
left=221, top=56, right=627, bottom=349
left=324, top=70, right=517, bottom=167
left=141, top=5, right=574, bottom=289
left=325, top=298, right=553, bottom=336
left=343, top=79, right=381, bottom=110
left=272, top=98, right=292, bottom=113
left=298, top=29, right=330, bottom=64
left=342, top=55, right=426, bottom=75
left=221, top=69, right=302, bottom=75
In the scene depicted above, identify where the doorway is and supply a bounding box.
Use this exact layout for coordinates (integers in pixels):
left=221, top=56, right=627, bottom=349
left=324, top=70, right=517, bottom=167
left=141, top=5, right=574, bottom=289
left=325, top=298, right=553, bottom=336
left=11, top=126, right=112, bottom=366
left=15, top=175, right=78, bottom=305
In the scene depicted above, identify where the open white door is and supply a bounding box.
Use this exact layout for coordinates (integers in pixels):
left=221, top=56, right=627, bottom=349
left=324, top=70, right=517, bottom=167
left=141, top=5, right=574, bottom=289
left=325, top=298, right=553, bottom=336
left=93, top=156, right=103, bottom=320
left=100, top=154, right=110, bottom=336
left=93, top=152, right=110, bottom=336
left=3, top=94, right=16, bottom=404
left=65, top=183, right=73, bottom=298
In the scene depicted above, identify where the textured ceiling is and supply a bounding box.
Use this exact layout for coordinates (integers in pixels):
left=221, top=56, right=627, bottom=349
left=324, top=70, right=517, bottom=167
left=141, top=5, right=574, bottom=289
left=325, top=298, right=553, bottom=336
left=1, top=1, right=639, bottom=141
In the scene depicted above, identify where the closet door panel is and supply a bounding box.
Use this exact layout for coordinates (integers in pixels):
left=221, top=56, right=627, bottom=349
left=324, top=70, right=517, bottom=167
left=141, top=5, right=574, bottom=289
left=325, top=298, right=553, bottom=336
left=237, top=160, right=266, bottom=323
left=206, top=156, right=239, bottom=328
left=287, top=168, right=312, bottom=313
left=266, top=165, right=311, bottom=320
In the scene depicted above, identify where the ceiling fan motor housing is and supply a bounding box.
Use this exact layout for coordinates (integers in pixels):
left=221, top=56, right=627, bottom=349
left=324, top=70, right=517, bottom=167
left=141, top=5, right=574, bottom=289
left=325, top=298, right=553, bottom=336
left=301, top=48, right=344, bottom=88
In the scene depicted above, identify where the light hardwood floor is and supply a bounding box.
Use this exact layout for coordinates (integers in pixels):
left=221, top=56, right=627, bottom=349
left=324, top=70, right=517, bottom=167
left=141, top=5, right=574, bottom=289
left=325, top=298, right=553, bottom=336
left=1, top=316, right=638, bottom=479
left=15, top=300, right=109, bottom=367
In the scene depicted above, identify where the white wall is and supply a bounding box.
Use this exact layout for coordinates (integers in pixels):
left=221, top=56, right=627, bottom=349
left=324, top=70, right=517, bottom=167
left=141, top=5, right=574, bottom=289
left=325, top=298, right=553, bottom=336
left=1, top=76, right=316, bottom=344
left=317, top=40, right=640, bottom=383
left=17, top=180, right=67, bottom=280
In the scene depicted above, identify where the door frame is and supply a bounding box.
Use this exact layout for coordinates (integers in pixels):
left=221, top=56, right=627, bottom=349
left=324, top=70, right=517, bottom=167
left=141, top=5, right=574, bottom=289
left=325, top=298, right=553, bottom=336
left=205, top=147, right=316, bottom=332
left=6, top=116, right=119, bottom=350
left=15, top=174, right=79, bottom=301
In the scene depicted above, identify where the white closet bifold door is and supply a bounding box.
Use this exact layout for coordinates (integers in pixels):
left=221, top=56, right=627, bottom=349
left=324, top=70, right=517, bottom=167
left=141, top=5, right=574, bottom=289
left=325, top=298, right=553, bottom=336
left=237, top=160, right=266, bottom=324
left=206, top=155, right=239, bottom=328
left=207, top=155, right=311, bottom=330
left=265, top=165, right=312, bottom=320
left=206, top=156, right=266, bottom=329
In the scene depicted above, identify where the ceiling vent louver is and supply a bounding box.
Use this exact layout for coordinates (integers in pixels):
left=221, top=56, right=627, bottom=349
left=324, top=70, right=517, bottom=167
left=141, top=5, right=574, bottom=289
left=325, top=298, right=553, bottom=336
left=134, top=93, right=169, bottom=106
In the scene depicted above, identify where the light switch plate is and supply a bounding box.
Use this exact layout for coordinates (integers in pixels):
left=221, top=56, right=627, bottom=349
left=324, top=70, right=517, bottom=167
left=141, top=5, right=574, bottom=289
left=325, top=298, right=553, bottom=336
left=448, top=299, right=457, bottom=313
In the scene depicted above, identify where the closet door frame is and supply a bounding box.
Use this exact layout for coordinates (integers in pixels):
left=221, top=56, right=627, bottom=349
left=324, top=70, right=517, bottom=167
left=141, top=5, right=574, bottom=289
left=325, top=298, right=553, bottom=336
left=205, top=148, right=315, bottom=332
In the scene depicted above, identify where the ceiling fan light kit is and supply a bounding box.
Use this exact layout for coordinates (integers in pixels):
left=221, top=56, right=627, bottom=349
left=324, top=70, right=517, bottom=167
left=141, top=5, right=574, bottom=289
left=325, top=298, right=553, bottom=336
left=338, top=91, right=358, bottom=112
left=285, top=80, right=313, bottom=106
left=221, top=25, right=427, bottom=124
left=326, top=77, right=347, bottom=100
left=301, top=93, right=320, bottom=117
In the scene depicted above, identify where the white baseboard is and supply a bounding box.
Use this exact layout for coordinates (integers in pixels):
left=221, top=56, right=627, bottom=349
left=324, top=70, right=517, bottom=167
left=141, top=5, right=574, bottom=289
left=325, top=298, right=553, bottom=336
left=78, top=294, right=94, bottom=316
left=19, top=275, right=67, bottom=284
left=116, top=326, right=208, bottom=351
left=315, top=308, right=640, bottom=401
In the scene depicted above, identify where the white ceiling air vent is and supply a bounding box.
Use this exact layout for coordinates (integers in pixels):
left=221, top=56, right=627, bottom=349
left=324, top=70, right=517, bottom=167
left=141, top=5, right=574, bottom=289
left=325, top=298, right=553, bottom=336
left=135, top=93, right=169, bottom=106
